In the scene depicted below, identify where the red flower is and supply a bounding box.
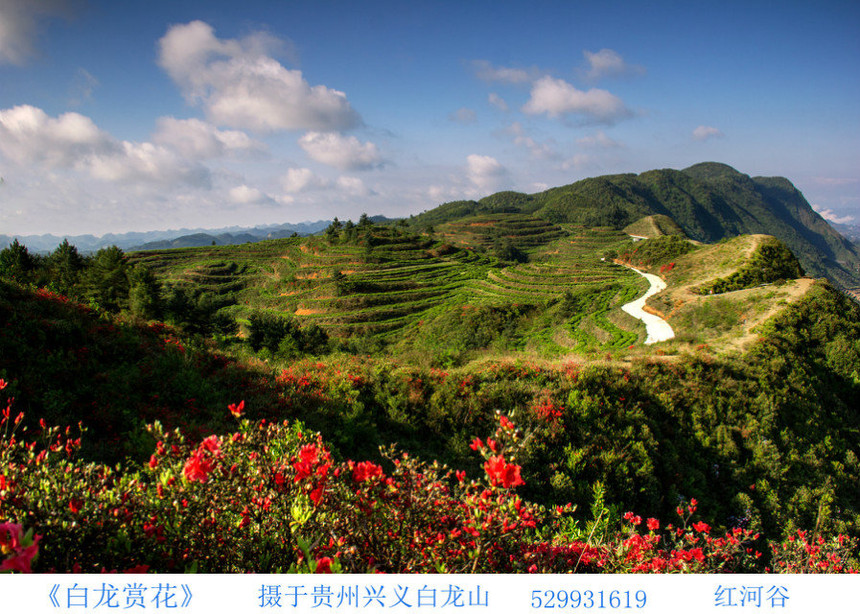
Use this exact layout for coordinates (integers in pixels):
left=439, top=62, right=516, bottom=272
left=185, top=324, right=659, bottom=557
left=352, top=461, right=383, bottom=483
left=68, top=498, right=83, bottom=514
left=692, top=521, right=710, bottom=534
left=469, top=437, right=484, bottom=451
left=199, top=435, right=221, bottom=454
left=315, top=557, right=333, bottom=573
left=228, top=400, right=245, bottom=418
left=0, top=379, right=6, bottom=390
left=182, top=451, right=214, bottom=483
left=647, top=518, right=660, bottom=531
left=483, top=455, right=525, bottom=488
left=499, top=415, right=514, bottom=430
left=0, top=523, right=41, bottom=573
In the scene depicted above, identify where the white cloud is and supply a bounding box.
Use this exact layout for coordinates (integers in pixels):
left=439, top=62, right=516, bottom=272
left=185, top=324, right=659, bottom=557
left=507, top=122, right=557, bottom=160
left=522, top=76, right=631, bottom=124
left=298, top=131, right=382, bottom=170
left=0, top=104, right=113, bottom=166
left=577, top=130, right=622, bottom=149
left=488, top=93, right=509, bottom=112
left=693, top=125, right=724, bottom=141
left=471, top=60, right=540, bottom=84
left=86, top=141, right=209, bottom=187
left=466, top=154, right=508, bottom=191
left=336, top=176, right=371, bottom=196
left=0, top=104, right=209, bottom=187
left=812, top=205, right=855, bottom=225
left=0, top=0, right=69, bottom=65
left=228, top=184, right=272, bottom=205
left=152, top=117, right=265, bottom=159
left=449, top=107, right=477, bottom=124
left=582, top=49, right=644, bottom=80
left=561, top=154, right=592, bottom=171
left=68, top=68, right=99, bottom=106
left=157, top=20, right=361, bottom=133
left=281, top=167, right=330, bottom=193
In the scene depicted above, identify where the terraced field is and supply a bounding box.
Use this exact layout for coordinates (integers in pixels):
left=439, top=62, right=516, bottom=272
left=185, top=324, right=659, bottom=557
left=129, top=222, right=652, bottom=353
left=435, top=213, right=566, bottom=250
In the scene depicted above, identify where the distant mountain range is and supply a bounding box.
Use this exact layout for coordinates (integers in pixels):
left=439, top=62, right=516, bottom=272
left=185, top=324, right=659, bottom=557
left=412, top=162, right=860, bottom=289
left=0, top=220, right=332, bottom=254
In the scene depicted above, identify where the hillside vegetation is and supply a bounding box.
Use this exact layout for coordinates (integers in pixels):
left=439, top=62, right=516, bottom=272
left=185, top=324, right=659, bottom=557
left=2, top=162, right=859, bottom=574
left=412, top=162, right=860, bottom=289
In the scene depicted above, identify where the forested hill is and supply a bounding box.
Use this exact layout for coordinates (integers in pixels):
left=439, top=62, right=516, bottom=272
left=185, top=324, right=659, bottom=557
left=412, top=162, right=860, bottom=288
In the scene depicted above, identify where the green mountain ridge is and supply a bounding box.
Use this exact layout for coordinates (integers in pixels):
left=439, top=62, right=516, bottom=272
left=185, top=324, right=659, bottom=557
left=413, top=162, right=860, bottom=288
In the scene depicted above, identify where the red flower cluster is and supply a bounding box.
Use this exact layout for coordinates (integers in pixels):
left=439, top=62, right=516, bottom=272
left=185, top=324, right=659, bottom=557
left=182, top=435, right=222, bottom=483
left=292, top=442, right=332, bottom=505
left=532, top=399, right=564, bottom=425
left=351, top=461, right=383, bottom=483
left=228, top=400, right=245, bottom=418
left=483, top=455, right=524, bottom=489
left=0, top=523, right=41, bottom=573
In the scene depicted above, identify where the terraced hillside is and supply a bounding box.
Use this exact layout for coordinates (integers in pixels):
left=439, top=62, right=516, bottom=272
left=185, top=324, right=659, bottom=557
left=435, top=212, right=565, bottom=251
left=129, top=222, right=653, bottom=355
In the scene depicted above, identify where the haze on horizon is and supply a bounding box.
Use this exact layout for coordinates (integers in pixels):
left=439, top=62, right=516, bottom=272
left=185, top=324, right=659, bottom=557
left=0, top=0, right=858, bottom=237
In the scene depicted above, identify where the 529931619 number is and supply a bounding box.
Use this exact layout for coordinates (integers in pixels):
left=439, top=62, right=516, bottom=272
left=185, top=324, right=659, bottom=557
left=531, top=589, right=647, bottom=609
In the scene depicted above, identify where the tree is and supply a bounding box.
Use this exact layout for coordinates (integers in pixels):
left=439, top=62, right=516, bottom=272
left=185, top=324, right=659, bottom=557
left=82, top=246, right=129, bottom=311
left=127, top=264, right=162, bottom=320
left=48, top=239, right=86, bottom=296
left=0, top=239, right=35, bottom=284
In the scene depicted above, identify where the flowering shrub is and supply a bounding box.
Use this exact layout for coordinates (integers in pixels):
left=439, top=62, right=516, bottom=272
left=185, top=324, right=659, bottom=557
left=0, top=381, right=857, bottom=574
left=769, top=530, right=858, bottom=573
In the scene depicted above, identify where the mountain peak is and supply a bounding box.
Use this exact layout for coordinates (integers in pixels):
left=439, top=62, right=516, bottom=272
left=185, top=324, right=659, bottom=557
left=682, top=162, right=745, bottom=181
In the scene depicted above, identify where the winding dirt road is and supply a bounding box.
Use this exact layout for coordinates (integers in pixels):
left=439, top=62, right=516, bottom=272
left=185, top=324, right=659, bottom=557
left=621, top=267, right=675, bottom=344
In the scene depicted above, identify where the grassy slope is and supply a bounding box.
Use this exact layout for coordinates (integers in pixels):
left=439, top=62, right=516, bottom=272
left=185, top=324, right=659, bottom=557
left=640, top=235, right=815, bottom=351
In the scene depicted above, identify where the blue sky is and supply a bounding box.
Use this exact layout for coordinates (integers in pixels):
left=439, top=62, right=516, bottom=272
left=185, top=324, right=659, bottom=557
left=1, top=0, right=858, bottom=236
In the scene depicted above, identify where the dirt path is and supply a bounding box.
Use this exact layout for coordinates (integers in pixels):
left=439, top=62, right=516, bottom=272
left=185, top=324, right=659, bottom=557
left=621, top=266, right=675, bottom=344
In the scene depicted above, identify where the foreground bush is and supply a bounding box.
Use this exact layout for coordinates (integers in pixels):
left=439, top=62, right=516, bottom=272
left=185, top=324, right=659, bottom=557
left=0, top=381, right=857, bottom=573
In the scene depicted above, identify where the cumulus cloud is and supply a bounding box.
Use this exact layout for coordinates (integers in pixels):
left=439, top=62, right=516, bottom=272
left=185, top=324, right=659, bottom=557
left=298, top=131, right=382, bottom=170
left=693, top=125, right=724, bottom=141
left=466, top=154, right=508, bottom=191
left=522, top=76, right=631, bottom=124
left=488, top=93, right=509, bottom=112
left=157, top=20, right=361, bottom=133
left=577, top=130, right=622, bottom=149
left=0, top=0, right=69, bottom=65
left=471, top=60, right=540, bottom=85
left=152, top=117, right=265, bottom=159
left=0, top=104, right=209, bottom=187
left=582, top=48, right=644, bottom=80
left=448, top=107, right=477, bottom=124
left=281, top=167, right=330, bottom=193
left=812, top=204, right=855, bottom=225
left=86, top=141, right=209, bottom=186
left=0, top=104, right=113, bottom=166
left=228, top=184, right=273, bottom=205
